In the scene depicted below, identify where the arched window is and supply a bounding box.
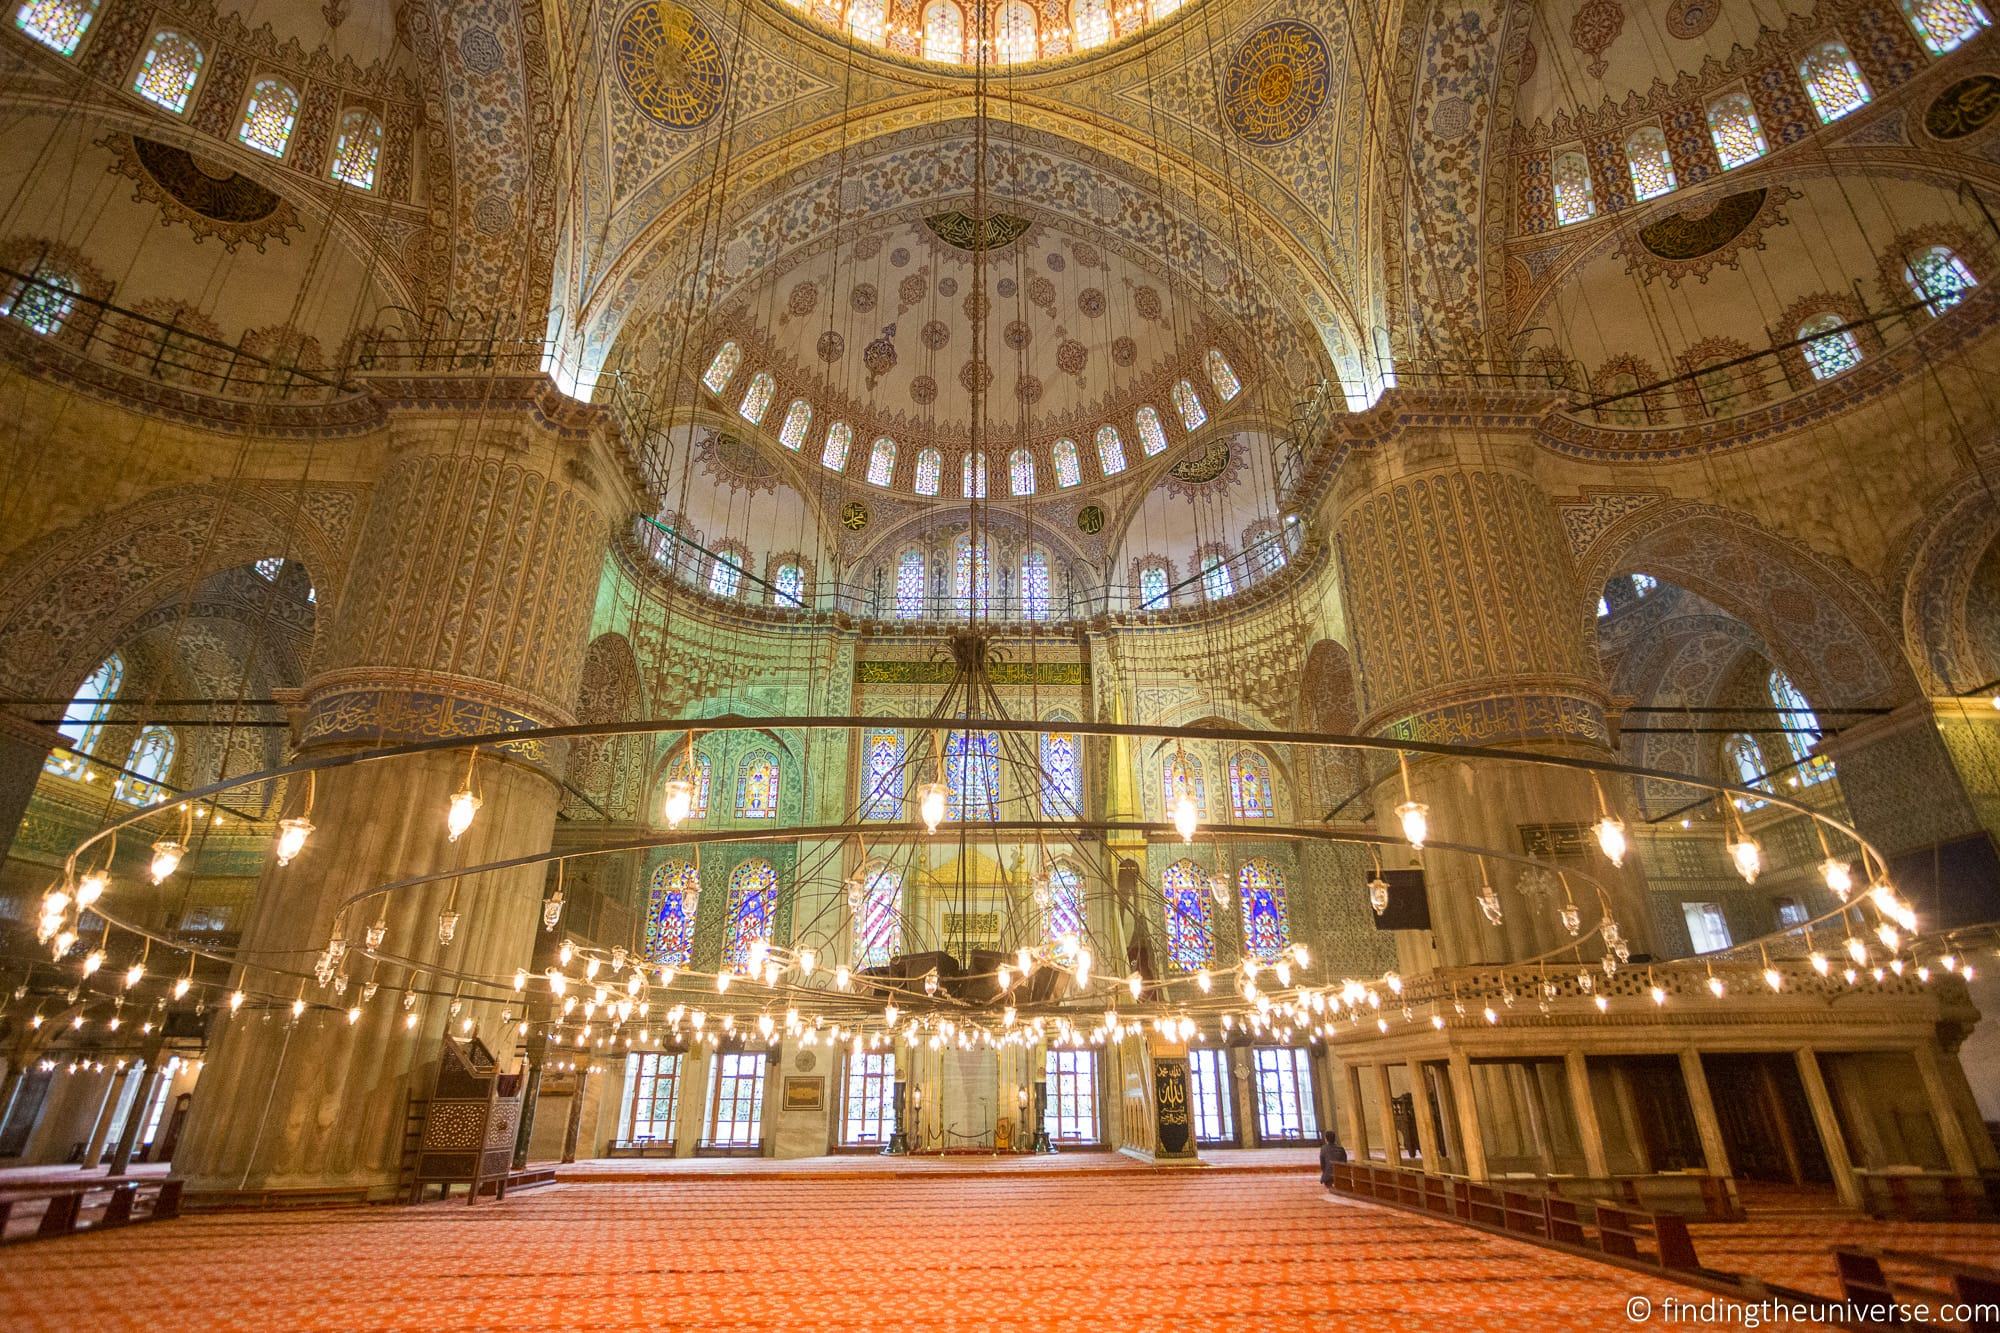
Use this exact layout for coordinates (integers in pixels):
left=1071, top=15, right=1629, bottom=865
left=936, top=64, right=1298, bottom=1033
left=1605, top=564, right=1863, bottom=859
left=1553, top=149, right=1596, bottom=225
left=862, top=729, right=903, bottom=820
left=955, top=535, right=990, bottom=615
left=115, top=725, right=175, bottom=805
left=1021, top=549, right=1051, bottom=619
left=1706, top=94, right=1768, bottom=169
left=1768, top=670, right=1832, bottom=783
left=16, top=0, right=100, bottom=56
left=995, top=0, right=1037, bottom=62
left=821, top=421, right=853, bottom=470
left=1052, top=438, right=1082, bottom=487
left=1162, top=860, right=1214, bottom=970
left=1046, top=861, right=1085, bottom=944
left=690, top=752, right=712, bottom=819
left=702, top=342, right=741, bottom=394
left=962, top=451, right=987, bottom=498
left=46, top=654, right=122, bottom=774
left=895, top=548, right=926, bottom=618
left=1135, top=406, right=1168, bottom=456
left=738, top=371, right=775, bottom=424
left=1631, top=573, right=1658, bottom=595
left=1171, top=380, right=1207, bottom=431
left=1625, top=127, right=1677, bottom=201
left=867, top=436, right=897, bottom=486
left=773, top=562, right=805, bottom=608
left=914, top=447, right=943, bottom=496
left=1799, top=312, right=1862, bottom=380
left=1095, top=425, right=1127, bottom=475
left=645, top=860, right=700, bottom=965
left=330, top=109, right=382, bottom=189
left=1040, top=730, right=1080, bottom=817
left=1800, top=41, right=1872, bottom=123
left=855, top=865, right=901, bottom=968
left=133, top=30, right=204, bottom=113
left=722, top=859, right=778, bottom=971
left=236, top=78, right=298, bottom=158
left=254, top=556, right=285, bottom=580
left=1008, top=447, right=1036, bottom=496
left=2, top=265, right=78, bottom=336
left=709, top=549, right=745, bottom=598
left=736, top=751, right=781, bottom=818
left=1724, top=732, right=1769, bottom=808
left=1902, top=0, right=1990, bottom=53
left=1163, top=752, right=1205, bottom=818
left=946, top=729, right=999, bottom=819
left=923, top=0, right=964, bottom=61
left=1228, top=750, right=1273, bottom=819
left=1072, top=0, right=1111, bottom=49
left=1139, top=564, right=1169, bottom=609
left=1237, top=858, right=1289, bottom=962
left=847, top=0, right=886, bottom=43
left=1906, top=245, right=1978, bottom=313
left=1207, top=349, right=1242, bottom=401
left=777, top=399, right=812, bottom=450
left=1200, top=552, right=1235, bottom=600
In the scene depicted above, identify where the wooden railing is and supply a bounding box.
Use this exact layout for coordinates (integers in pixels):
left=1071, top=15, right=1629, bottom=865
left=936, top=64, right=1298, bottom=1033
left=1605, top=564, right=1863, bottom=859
left=0, top=1177, right=182, bottom=1244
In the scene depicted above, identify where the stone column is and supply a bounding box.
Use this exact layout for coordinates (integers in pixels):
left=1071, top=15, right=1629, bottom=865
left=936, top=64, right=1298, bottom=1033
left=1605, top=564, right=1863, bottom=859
left=1406, top=1060, right=1444, bottom=1174
left=1446, top=1049, right=1487, bottom=1181
left=1794, top=1048, right=1861, bottom=1208
left=1331, top=417, right=1651, bottom=967
left=172, top=399, right=621, bottom=1197
left=1677, top=1048, right=1732, bottom=1179
left=1564, top=1050, right=1610, bottom=1179
left=1912, top=1039, right=1984, bottom=1176
left=1372, top=1063, right=1400, bottom=1166
left=81, top=1064, right=137, bottom=1169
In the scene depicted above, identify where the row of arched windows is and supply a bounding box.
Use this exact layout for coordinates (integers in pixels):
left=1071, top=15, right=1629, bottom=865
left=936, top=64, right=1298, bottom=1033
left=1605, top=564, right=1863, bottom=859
left=42, top=652, right=175, bottom=803
left=699, top=545, right=810, bottom=609
left=1164, top=748, right=1277, bottom=820
left=890, top=536, right=1062, bottom=619
left=1162, top=857, right=1290, bottom=970
left=1723, top=670, right=1835, bottom=803
left=700, top=342, right=1242, bottom=494
left=859, top=728, right=1084, bottom=819
left=14, top=8, right=385, bottom=190
left=1550, top=12, right=1991, bottom=228
left=812, top=0, right=1182, bottom=65
left=656, top=749, right=785, bottom=822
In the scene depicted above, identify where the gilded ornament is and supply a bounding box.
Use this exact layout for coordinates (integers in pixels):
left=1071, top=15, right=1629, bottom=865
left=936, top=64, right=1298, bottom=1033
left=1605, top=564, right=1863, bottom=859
left=1924, top=75, right=2000, bottom=141
left=615, top=1, right=727, bottom=131
left=1222, top=21, right=1331, bottom=146
left=841, top=501, right=870, bottom=531
left=923, top=210, right=1031, bottom=251
left=1077, top=505, right=1105, bottom=534
left=104, top=135, right=301, bottom=252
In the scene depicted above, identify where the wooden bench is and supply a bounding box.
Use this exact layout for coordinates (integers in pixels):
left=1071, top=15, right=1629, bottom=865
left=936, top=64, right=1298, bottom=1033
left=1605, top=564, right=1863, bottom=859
left=1857, top=1172, right=1997, bottom=1222
left=1835, top=1247, right=2000, bottom=1330
left=0, top=1178, right=182, bottom=1244
left=1593, top=1203, right=1702, bottom=1273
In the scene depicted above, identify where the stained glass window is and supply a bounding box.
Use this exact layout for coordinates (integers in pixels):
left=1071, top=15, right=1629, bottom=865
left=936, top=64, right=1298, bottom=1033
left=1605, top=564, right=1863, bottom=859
left=1136, top=406, right=1168, bottom=456
left=1631, top=573, right=1658, bottom=595
left=855, top=865, right=901, bottom=968
left=1800, top=42, right=1871, bottom=123
left=237, top=79, right=299, bottom=158
left=1162, top=860, right=1214, bottom=970
left=895, top=548, right=926, bottom=618
left=1040, top=731, right=1080, bottom=818
left=1008, top=448, right=1036, bottom=496
left=1207, top=349, right=1242, bottom=401
left=1769, top=670, right=1833, bottom=784
left=1072, top=0, right=1110, bottom=48
left=722, top=859, right=778, bottom=971
left=132, top=31, right=203, bottom=114
left=739, top=371, right=775, bottom=424
left=963, top=451, right=987, bottom=498
left=1237, top=857, right=1289, bottom=962
left=2, top=265, right=76, bottom=336
left=1907, top=245, right=1978, bottom=313
left=702, top=342, right=740, bottom=394
left=1096, top=425, right=1126, bottom=475
left=1163, top=752, right=1205, bottom=818
left=1903, top=0, right=1991, bottom=52
left=914, top=447, right=942, bottom=496
left=114, top=725, right=174, bottom=805
left=777, top=399, right=812, bottom=450
left=867, top=436, right=896, bottom=486
left=1553, top=150, right=1595, bottom=225
left=1171, top=380, right=1207, bottom=431
left=1139, top=564, right=1169, bottom=609
left=330, top=109, right=381, bottom=189
left=841, top=1051, right=896, bottom=1145
left=955, top=536, right=990, bottom=615
left=847, top=0, right=886, bottom=43
left=1707, top=94, right=1768, bottom=169
left=709, top=551, right=743, bottom=598
left=691, top=753, right=711, bottom=818
left=923, top=0, right=963, bottom=61
left=774, top=562, right=805, bottom=608
left=254, top=556, right=284, bottom=580
left=821, top=421, right=852, bottom=471
left=1046, top=861, right=1085, bottom=943
left=1724, top=732, right=1769, bottom=807
left=15, top=0, right=99, bottom=56
left=1625, top=127, right=1677, bottom=201
left=1201, top=553, right=1234, bottom=600
left=645, top=860, right=700, bottom=965
left=1052, top=438, right=1082, bottom=487
left=736, top=751, right=780, bottom=818
left=946, top=729, right=999, bottom=820
left=46, top=654, right=121, bottom=774
left=1799, top=312, right=1861, bottom=380
left=862, top=729, right=903, bottom=819
left=1228, top=750, right=1273, bottom=819
left=1021, top=550, right=1051, bottom=619
left=995, top=0, right=1037, bottom=61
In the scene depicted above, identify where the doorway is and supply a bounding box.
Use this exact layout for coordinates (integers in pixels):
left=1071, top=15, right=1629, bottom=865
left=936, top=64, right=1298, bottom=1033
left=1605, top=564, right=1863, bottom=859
left=1702, top=1053, right=1832, bottom=1184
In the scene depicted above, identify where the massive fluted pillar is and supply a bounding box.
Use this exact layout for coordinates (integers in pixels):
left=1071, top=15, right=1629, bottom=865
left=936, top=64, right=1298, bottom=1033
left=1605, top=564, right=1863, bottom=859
left=1331, top=409, right=1652, bottom=969
left=174, top=395, right=622, bottom=1197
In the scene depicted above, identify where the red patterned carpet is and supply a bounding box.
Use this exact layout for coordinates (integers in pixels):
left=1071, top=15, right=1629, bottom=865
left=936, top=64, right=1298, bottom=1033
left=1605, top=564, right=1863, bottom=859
left=0, top=1173, right=1791, bottom=1331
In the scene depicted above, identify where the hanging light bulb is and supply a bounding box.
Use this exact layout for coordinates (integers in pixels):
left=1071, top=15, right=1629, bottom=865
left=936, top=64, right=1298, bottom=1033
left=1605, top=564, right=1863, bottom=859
left=1845, top=935, right=1869, bottom=965
left=445, top=788, right=481, bottom=842
left=1127, top=970, right=1142, bottom=1000
left=1368, top=876, right=1390, bottom=916
left=546, top=968, right=568, bottom=996
left=1196, top=966, right=1212, bottom=994
left=149, top=840, right=186, bottom=885
left=1726, top=835, right=1761, bottom=884
left=924, top=967, right=940, bottom=997
left=1017, top=946, right=1034, bottom=977
left=1395, top=800, right=1429, bottom=850
left=1868, top=885, right=1918, bottom=932
left=173, top=975, right=191, bottom=999
left=1171, top=789, right=1199, bottom=842
left=123, top=961, right=143, bottom=988
left=1875, top=922, right=1901, bottom=951
left=1764, top=965, right=1783, bottom=992
left=1075, top=947, right=1092, bottom=986
left=274, top=817, right=314, bottom=866
left=291, top=996, right=306, bottom=1018
left=1650, top=984, right=1667, bottom=1006
left=835, top=964, right=851, bottom=990
left=1290, top=943, right=1310, bottom=969
left=81, top=949, right=104, bottom=976
left=1558, top=900, right=1582, bottom=936
left=1593, top=814, right=1627, bottom=868
left=542, top=891, right=564, bottom=932
left=1820, top=858, right=1853, bottom=899
left=798, top=947, right=817, bottom=979
left=1706, top=973, right=1726, bottom=998
left=436, top=911, right=459, bottom=947
left=229, top=989, right=246, bottom=1012
left=1810, top=951, right=1830, bottom=976
left=1478, top=885, right=1503, bottom=926
left=347, top=1006, right=362, bottom=1025
left=559, top=940, right=575, bottom=967
left=916, top=781, right=950, bottom=833
left=76, top=869, right=108, bottom=908
left=365, top=916, right=388, bottom=950
left=661, top=778, right=694, bottom=829
left=585, top=956, right=603, bottom=981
